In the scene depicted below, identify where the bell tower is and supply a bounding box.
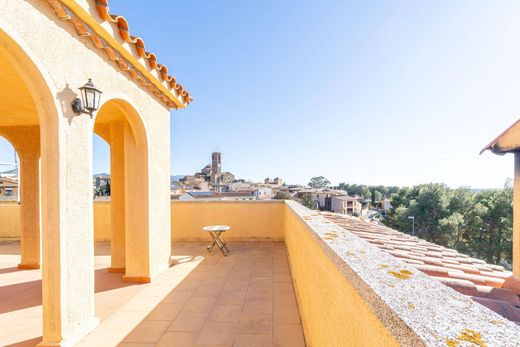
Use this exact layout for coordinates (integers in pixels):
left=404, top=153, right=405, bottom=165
left=211, top=152, right=222, bottom=185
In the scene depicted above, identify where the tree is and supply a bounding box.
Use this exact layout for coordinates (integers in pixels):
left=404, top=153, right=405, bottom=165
left=308, top=176, right=330, bottom=189
left=384, top=183, right=513, bottom=269
left=274, top=191, right=293, bottom=200
left=299, top=194, right=318, bottom=210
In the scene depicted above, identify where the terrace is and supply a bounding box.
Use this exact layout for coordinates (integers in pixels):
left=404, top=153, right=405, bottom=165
left=1, top=200, right=519, bottom=346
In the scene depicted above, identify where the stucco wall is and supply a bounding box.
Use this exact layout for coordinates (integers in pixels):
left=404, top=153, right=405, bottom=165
left=0, top=203, right=20, bottom=238
left=0, top=201, right=284, bottom=241
left=284, top=203, right=400, bottom=347
left=171, top=200, right=285, bottom=241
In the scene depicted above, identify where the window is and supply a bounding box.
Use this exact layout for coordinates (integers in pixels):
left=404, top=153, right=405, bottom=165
left=5, top=188, right=13, bottom=196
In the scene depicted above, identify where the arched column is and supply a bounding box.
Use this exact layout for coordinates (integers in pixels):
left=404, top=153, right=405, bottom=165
left=122, top=120, right=151, bottom=282
left=16, top=127, right=41, bottom=269
left=108, top=121, right=126, bottom=272
left=0, top=126, right=41, bottom=269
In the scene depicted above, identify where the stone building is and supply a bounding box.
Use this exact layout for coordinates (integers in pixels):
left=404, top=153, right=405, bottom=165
left=210, top=151, right=222, bottom=185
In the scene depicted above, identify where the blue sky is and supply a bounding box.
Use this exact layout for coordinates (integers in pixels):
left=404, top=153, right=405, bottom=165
left=3, top=1, right=520, bottom=188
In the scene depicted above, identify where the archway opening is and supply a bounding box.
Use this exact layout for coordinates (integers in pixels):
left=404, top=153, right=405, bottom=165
left=91, top=98, right=149, bottom=318
left=0, top=29, right=44, bottom=346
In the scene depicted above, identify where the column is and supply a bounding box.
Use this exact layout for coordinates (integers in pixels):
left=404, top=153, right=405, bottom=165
left=108, top=121, right=125, bottom=272
left=17, top=150, right=40, bottom=269
left=39, top=109, right=97, bottom=346
left=123, top=122, right=151, bottom=282
left=514, top=152, right=520, bottom=277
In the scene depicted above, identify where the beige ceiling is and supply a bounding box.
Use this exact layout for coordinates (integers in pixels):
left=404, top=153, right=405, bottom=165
left=0, top=49, right=39, bottom=126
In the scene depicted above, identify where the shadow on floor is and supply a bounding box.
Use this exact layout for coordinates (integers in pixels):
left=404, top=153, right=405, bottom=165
left=4, top=337, right=42, bottom=347
left=0, top=268, right=139, bottom=314
left=0, top=266, right=22, bottom=275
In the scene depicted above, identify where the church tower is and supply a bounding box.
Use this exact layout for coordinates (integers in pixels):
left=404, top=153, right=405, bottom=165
left=211, top=152, right=222, bottom=185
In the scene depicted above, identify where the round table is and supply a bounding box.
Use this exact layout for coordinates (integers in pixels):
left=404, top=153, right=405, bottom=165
left=202, top=225, right=230, bottom=256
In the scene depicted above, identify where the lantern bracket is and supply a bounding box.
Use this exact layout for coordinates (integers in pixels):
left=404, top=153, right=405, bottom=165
left=71, top=97, right=93, bottom=117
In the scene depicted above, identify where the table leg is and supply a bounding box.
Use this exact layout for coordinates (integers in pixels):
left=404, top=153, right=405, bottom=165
left=207, top=232, right=218, bottom=252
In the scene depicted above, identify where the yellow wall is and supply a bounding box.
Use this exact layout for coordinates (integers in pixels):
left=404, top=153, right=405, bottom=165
left=171, top=201, right=285, bottom=241
left=0, top=203, right=20, bottom=238
left=284, top=204, right=400, bottom=347
left=0, top=200, right=285, bottom=241
left=0, top=202, right=111, bottom=240
left=94, top=201, right=111, bottom=241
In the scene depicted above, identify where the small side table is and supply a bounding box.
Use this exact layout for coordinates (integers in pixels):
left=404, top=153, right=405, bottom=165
left=202, top=225, right=230, bottom=256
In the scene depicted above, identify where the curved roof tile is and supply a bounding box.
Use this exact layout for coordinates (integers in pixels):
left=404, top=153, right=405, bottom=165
left=320, top=212, right=520, bottom=323
left=94, top=0, right=191, bottom=104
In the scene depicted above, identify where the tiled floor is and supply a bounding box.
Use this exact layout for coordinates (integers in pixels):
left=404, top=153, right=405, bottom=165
left=0, top=241, right=305, bottom=347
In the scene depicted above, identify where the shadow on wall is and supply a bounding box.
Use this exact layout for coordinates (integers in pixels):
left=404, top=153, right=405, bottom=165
left=57, top=83, right=81, bottom=125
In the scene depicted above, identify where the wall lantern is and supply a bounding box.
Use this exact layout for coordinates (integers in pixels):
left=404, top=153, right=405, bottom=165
left=71, top=78, right=102, bottom=118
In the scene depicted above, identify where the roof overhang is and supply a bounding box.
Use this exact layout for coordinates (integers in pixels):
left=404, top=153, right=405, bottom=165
left=45, top=0, right=192, bottom=109
left=480, top=118, right=520, bottom=155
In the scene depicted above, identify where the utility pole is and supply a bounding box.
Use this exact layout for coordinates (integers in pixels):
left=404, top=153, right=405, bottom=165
left=408, top=216, right=415, bottom=236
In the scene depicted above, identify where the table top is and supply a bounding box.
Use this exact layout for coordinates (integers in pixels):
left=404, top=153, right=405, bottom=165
left=202, top=225, right=230, bottom=232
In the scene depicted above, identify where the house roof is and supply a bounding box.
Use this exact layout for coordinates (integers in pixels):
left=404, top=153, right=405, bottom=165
left=320, top=212, right=520, bottom=324
left=45, top=0, right=191, bottom=108
left=480, top=118, right=520, bottom=154
left=332, top=195, right=361, bottom=201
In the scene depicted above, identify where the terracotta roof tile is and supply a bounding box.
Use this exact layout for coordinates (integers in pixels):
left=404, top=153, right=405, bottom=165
left=94, top=0, right=191, bottom=104
left=475, top=286, right=520, bottom=306
left=472, top=297, right=520, bottom=321
left=320, top=211, right=519, bottom=323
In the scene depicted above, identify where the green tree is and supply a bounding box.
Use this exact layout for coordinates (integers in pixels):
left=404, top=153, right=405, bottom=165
left=274, top=191, right=292, bottom=200
left=308, top=176, right=331, bottom=189
left=299, top=194, right=318, bottom=210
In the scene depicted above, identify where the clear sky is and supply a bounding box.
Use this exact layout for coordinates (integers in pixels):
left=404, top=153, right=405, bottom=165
left=2, top=0, right=520, bottom=188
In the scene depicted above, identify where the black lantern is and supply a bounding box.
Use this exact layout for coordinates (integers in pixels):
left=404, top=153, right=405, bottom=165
left=71, top=78, right=102, bottom=117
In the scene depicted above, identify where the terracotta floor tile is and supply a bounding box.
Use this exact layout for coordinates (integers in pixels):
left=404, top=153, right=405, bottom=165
left=273, top=273, right=291, bottom=283
left=183, top=296, right=218, bottom=313
left=100, top=311, right=145, bottom=331
left=217, top=291, right=247, bottom=305
left=145, top=303, right=184, bottom=321
left=233, top=334, right=272, bottom=347
left=273, top=282, right=294, bottom=294
left=273, top=306, right=300, bottom=324
left=222, top=281, right=249, bottom=293
left=194, top=285, right=224, bottom=298
left=246, top=287, right=272, bottom=300
left=243, top=298, right=273, bottom=314
left=273, top=324, right=305, bottom=347
left=156, top=331, right=198, bottom=347
left=2, top=242, right=304, bottom=347
left=76, top=329, right=126, bottom=347
left=195, top=321, right=237, bottom=345
left=237, top=314, right=272, bottom=335
left=273, top=293, right=297, bottom=307
left=168, top=311, right=209, bottom=332
left=163, top=290, right=194, bottom=304
left=122, top=320, right=170, bottom=343
left=208, top=304, right=243, bottom=322
left=176, top=280, right=203, bottom=291
left=249, top=278, right=272, bottom=288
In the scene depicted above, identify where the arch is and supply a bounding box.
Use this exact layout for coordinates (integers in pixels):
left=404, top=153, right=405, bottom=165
left=91, top=97, right=151, bottom=280
left=94, top=96, right=149, bottom=148
left=0, top=22, right=62, bottom=345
